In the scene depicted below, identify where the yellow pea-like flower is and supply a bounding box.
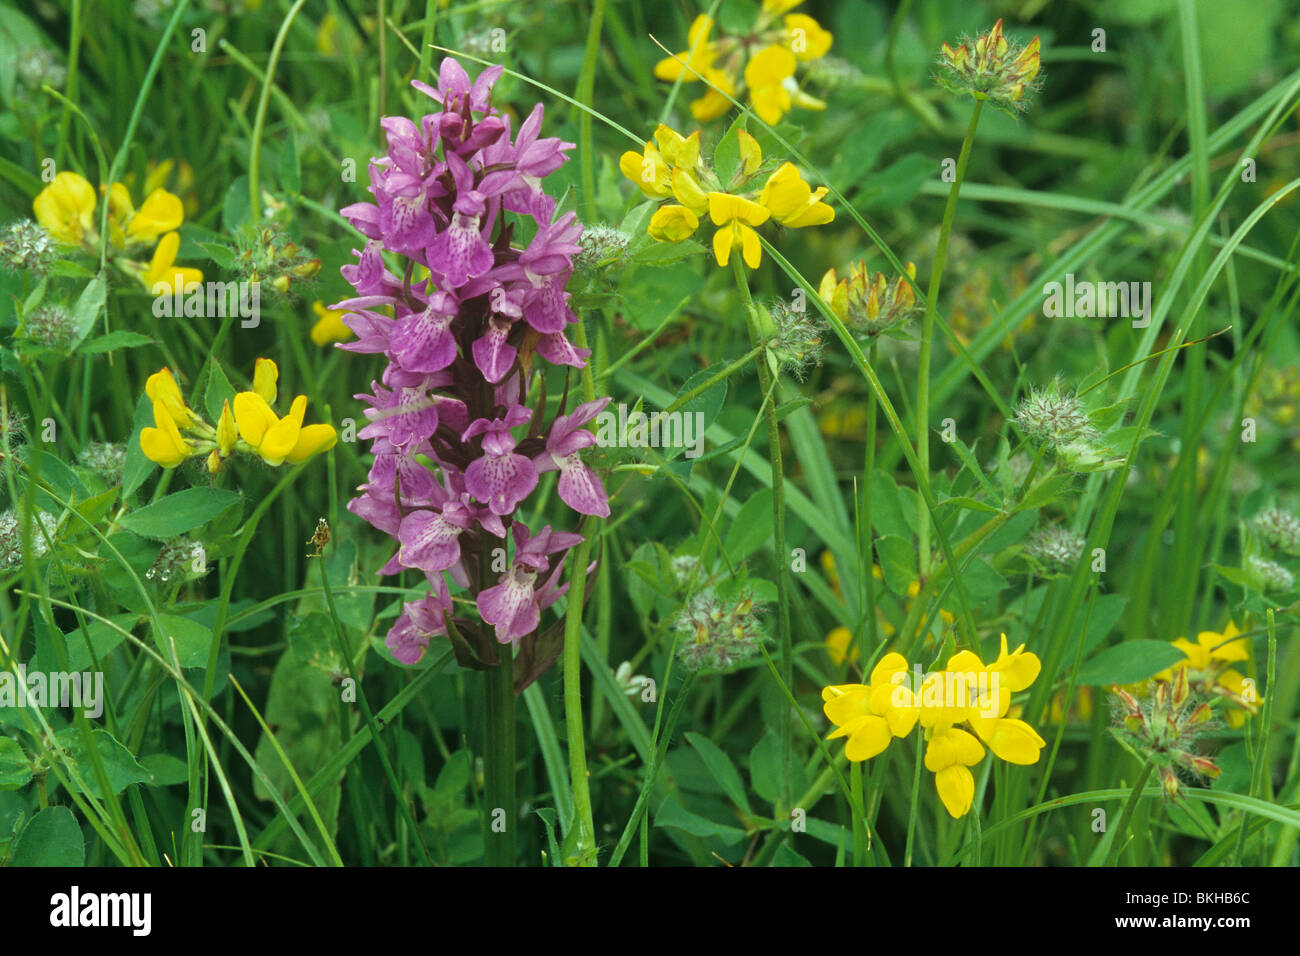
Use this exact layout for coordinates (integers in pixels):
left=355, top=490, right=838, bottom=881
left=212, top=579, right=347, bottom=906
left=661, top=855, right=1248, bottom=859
left=139, top=402, right=194, bottom=469
left=744, top=45, right=796, bottom=125
left=142, top=232, right=203, bottom=295
left=784, top=13, right=833, bottom=61
left=127, top=188, right=184, bottom=242
left=690, top=68, right=736, bottom=122
left=648, top=205, right=700, bottom=243
left=652, top=14, right=716, bottom=82
left=33, top=172, right=97, bottom=246
left=759, top=162, right=834, bottom=227
left=707, top=192, right=769, bottom=269
left=311, top=301, right=354, bottom=345
left=145, top=367, right=199, bottom=430
left=618, top=142, right=673, bottom=199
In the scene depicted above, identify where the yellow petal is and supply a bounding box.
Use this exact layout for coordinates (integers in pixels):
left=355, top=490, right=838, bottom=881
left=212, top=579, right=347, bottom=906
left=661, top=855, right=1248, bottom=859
left=843, top=714, right=892, bottom=761
left=989, top=633, right=1041, bottom=692
left=127, top=188, right=184, bottom=241
left=311, top=302, right=354, bottom=345
left=924, top=725, right=984, bottom=772
left=670, top=169, right=710, bottom=215
left=736, top=130, right=763, bottom=177
left=232, top=391, right=279, bottom=448
left=257, top=395, right=309, bottom=466
left=145, top=367, right=198, bottom=430
left=707, top=191, right=770, bottom=227
left=253, top=357, right=279, bottom=405
left=976, top=717, right=1045, bottom=765
left=935, top=765, right=975, bottom=818
left=140, top=402, right=192, bottom=468
left=744, top=44, right=796, bottom=89
left=286, top=423, right=338, bottom=463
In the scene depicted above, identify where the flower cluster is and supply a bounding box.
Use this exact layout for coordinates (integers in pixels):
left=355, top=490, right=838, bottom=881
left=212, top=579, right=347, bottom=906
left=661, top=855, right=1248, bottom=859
left=620, top=123, right=832, bottom=269
left=817, top=260, right=919, bottom=338
left=1024, top=524, right=1085, bottom=572
left=336, top=58, right=611, bottom=667
left=1252, top=507, right=1300, bottom=555
left=139, top=360, right=336, bottom=472
left=1110, top=671, right=1220, bottom=800
left=1149, top=622, right=1261, bottom=729
left=822, top=635, right=1046, bottom=817
left=32, top=171, right=203, bottom=294
left=654, top=1, right=832, bottom=125
left=936, top=18, right=1042, bottom=116
left=672, top=585, right=768, bottom=672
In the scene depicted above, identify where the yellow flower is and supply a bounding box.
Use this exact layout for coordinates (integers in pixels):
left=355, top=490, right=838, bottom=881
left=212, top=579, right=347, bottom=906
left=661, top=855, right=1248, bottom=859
left=207, top=399, right=239, bottom=474
left=784, top=13, right=833, bottom=61
left=690, top=68, right=737, bottom=122
left=819, top=260, right=918, bottom=336
left=126, top=188, right=184, bottom=242
left=232, top=363, right=337, bottom=468
left=654, top=125, right=701, bottom=168
left=744, top=45, right=796, bottom=125
left=140, top=402, right=195, bottom=469
left=33, top=172, right=97, bottom=246
left=824, top=625, right=859, bottom=666
left=142, top=232, right=203, bottom=295
left=311, top=301, right=355, bottom=345
left=653, top=14, right=717, bottom=82
left=619, top=141, right=673, bottom=199
left=648, top=205, right=700, bottom=242
left=1151, top=622, right=1261, bottom=726
left=707, top=192, right=769, bottom=269
left=822, top=652, right=918, bottom=761
left=758, top=162, right=834, bottom=227
left=145, top=367, right=199, bottom=430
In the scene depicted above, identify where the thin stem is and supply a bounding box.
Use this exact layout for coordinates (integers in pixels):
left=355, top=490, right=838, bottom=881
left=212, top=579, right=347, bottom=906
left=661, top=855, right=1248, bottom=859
left=916, top=100, right=982, bottom=578
left=732, top=257, right=792, bottom=813
left=248, top=0, right=308, bottom=216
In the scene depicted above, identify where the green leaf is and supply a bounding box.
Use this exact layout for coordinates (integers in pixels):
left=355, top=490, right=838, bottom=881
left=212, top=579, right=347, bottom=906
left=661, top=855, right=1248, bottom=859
left=653, top=796, right=746, bottom=845
left=1076, top=640, right=1187, bottom=686
left=685, top=732, right=752, bottom=815
left=197, top=241, right=236, bottom=270
left=938, top=495, right=1000, bottom=514
left=10, top=806, right=84, bottom=866
left=52, top=728, right=150, bottom=799
left=712, top=113, right=748, bottom=187
left=121, top=393, right=156, bottom=497
left=157, top=614, right=214, bottom=669
left=140, top=753, right=189, bottom=787
left=118, top=487, right=243, bottom=539
left=69, top=273, right=107, bottom=349
left=222, top=175, right=252, bottom=231
left=723, top=490, right=773, bottom=563
left=875, top=535, right=916, bottom=595
left=204, top=359, right=238, bottom=423
left=279, top=128, right=301, bottom=194
left=79, top=330, right=154, bottom=354
left=0, top=737, right=32, bottom=790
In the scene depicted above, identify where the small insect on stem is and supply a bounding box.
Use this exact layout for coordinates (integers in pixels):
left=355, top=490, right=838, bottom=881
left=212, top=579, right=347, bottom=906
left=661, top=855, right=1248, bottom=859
left=307, top=517, right=330, bottom=557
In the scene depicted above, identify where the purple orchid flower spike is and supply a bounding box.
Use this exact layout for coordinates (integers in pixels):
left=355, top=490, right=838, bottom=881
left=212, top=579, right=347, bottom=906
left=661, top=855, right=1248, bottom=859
left=339, top=56, right=610, bottom=672
left=536, top=398, right=611, bottom=517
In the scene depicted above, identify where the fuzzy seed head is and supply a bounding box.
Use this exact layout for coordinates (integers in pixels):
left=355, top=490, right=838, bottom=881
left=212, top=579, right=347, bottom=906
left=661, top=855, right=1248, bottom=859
left=1012, top=382, right=1097, bottom=448
left=1252, top=507, right=1300, bottom=555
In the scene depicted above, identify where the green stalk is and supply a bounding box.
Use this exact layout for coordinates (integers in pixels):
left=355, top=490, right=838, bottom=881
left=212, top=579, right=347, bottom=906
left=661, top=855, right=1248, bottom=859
left=575, top=0, right=608, bottom=213
left=915, top=100, right=982, bottom=578
left=248, top=0, right=308, bottom=215
left=484, top=641, right=517, bottom=866
left=732, top=257, right=792, bottom=813
left=561, top=534, right=597, bottom=865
